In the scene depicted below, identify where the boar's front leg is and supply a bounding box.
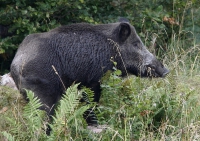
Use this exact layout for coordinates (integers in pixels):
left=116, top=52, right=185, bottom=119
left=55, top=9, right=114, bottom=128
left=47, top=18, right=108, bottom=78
left=81, top=81, right=101, bottom=126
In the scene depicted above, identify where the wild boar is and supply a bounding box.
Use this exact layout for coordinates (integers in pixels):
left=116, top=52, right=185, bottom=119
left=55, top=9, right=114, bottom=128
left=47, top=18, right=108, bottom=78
left=10, top=18, right=169, bottom=127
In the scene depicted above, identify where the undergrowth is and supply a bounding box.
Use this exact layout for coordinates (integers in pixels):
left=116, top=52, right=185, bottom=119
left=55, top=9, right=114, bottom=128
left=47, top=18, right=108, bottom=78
left=1, top=23, right=200, bottom=140
left=0, top=57, right=200, bottom=140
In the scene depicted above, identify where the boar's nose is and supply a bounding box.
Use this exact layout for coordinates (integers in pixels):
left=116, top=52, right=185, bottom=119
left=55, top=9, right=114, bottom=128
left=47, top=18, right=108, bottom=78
left=161, top=67, right=170, bottom=77
left=154, top=63, right=169, bottom=78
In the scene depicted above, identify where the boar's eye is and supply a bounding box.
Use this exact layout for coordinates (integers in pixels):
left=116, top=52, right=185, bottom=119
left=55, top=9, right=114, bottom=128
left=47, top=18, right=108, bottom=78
left=133, top=43, right=138, bottom=47
left=133, top=41, right=139, bottom=47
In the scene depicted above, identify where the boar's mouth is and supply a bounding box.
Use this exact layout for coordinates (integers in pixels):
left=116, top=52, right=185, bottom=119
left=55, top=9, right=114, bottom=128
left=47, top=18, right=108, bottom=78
left=144, top=64, right=169, bottom=78
left=128, top=64, right=169, bottom=78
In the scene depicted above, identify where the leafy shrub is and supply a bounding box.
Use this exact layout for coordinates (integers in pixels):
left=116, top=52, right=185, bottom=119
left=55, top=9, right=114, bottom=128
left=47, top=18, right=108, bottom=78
left=98, top=66, right=200, bottom=140
left=1, top=66, right=200, bottom=140
left=1, top=90, right=48, bottom=140
left=1, top=84, right=89, bottom=140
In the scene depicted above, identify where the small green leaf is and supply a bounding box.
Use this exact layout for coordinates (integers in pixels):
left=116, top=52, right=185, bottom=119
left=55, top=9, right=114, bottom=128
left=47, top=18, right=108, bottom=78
left=46, top=13, right=49, bottom=18
left=79, top=0, right=84, bottom=3
left=113, top=61, right=117, bottom=66
left=115, top=70, right=122, bottom=76
left=21, top=10, right=27, bottom=15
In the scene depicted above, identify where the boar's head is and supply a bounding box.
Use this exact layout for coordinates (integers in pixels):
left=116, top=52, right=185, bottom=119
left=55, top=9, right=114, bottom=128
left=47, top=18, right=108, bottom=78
left=111, top=18, right=169, bottom=77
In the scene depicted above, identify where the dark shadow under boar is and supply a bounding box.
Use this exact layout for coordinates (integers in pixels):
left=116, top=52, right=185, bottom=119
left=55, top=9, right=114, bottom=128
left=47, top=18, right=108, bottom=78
left=10, top=18, right=169, bottom=129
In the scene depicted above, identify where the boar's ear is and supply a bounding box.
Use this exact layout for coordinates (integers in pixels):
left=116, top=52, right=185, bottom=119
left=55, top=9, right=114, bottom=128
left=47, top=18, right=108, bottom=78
left=118, top=23, right=131, bottom=43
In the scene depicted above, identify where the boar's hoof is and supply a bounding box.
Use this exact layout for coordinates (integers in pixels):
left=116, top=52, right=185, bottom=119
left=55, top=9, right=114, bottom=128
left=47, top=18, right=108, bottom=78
left=87, top=125, right=108, bottom=133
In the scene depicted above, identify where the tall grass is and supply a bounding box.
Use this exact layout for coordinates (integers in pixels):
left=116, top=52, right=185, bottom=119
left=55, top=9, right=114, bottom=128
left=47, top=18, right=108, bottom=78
left=1, top=45, right=200, bottom=140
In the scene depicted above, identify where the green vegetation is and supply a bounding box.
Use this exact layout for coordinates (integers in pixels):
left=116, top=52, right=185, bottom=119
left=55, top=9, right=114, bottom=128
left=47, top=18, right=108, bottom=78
left=0, top=0, right=200, bottom=140
left=0, top=0, right=200, bottom=73
left=0, top=64, right=200, bottom=140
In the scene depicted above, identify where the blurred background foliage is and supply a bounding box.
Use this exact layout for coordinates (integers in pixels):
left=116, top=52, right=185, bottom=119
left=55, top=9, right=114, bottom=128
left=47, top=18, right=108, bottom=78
left=0, top=0, right=199, bottom=74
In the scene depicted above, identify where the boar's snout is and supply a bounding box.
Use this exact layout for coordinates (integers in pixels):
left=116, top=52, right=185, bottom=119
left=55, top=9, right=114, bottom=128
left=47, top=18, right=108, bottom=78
left=143, top=50, right=169, bottom=78
left=155, top=64, right=169, bottom=77
left=146, top=61, right=169, bottom=78
left=160, top=66, right=170, bottom=77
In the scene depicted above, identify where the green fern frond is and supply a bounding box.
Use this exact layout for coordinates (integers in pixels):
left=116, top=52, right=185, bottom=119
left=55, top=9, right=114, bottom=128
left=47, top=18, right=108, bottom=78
left=81, top=87, right=96, bottom=105
left=53, top=84, right=84, bottom=125
left=23, top=90, right=42, bottom=117
left=55, top=84, right=81, bottom=119
left=50, top=84, right=90, bottom=140
left=67, top=105, right=89, bottom=123
left=22, top=90, right=47, bottom=139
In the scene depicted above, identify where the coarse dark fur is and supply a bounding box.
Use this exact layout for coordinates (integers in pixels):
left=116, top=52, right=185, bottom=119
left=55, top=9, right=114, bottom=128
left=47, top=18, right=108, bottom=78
left=10, top=18, right=169, bottom=127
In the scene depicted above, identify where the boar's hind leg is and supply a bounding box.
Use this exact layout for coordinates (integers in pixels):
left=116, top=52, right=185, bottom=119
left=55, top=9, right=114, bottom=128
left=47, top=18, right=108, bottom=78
left=19, top=76, right=61, bottom=116
left=82, top=81, right=101, bottom=126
